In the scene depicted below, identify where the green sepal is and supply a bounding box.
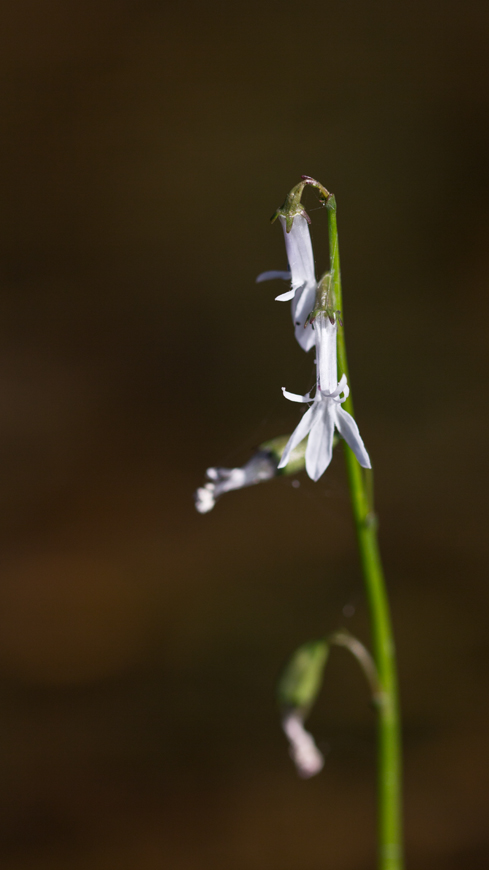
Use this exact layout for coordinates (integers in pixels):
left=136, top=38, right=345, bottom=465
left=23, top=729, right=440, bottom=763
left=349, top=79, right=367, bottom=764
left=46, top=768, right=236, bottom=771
left=305, top=271, right=342, bottom=326
left=259, top=433, right=339, bottom=477
left=271, top=177, right=334, bottom=230
left=277, top=638, right=329, bottom=711
left=271, top=181, right=310, bottom=231
left=260, top=434, right=307, bottom=476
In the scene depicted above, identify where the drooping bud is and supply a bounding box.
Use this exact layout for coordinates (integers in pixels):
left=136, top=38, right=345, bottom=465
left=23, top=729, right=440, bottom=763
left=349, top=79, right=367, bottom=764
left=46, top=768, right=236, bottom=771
left=277, top=631, right=381, bottom=778
left=277, top=638, right=329, bottom=779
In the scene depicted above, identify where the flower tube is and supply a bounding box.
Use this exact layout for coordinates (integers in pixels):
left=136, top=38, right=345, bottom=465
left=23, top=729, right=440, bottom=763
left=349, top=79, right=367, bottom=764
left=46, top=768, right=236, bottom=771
left=257, top=183, right=317, bottom=352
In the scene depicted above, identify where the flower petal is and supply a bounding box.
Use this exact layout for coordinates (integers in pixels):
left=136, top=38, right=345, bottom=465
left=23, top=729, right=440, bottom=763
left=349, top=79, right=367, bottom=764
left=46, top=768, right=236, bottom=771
left=274, top=214, right=317, bottom=352
left=278, top=214, right=315, bottom=289
left=256, top=270, right=291, bottom=283
left=316, top=318, right=338, bottom=394
left=292, top=281, right=317, bottom=352
left=334, top=406, right=371, bottom=469
left=275, top=288, right=297, bottom=302
left=323, top=373, right=349, bottom=402
left=305, top=402, right=335, bottom=481
left=278, top=404, right=317, bottom=469
left=281, top=387, right=313, bottom=403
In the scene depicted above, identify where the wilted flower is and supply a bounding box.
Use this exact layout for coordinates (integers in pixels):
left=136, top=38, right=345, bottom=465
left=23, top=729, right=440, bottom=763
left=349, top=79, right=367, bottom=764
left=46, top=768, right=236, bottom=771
left=279, top=316, right=371, bottom=481
left=194, top=451, right=276, bottom=514
left=194, top=435, right=310, bottom=513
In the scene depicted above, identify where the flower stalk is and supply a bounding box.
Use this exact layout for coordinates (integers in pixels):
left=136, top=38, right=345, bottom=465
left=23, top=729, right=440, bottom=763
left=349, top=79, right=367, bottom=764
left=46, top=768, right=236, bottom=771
left=314, top=182, right=403, bottom=870
left=196, top=174, right=403, bottom=870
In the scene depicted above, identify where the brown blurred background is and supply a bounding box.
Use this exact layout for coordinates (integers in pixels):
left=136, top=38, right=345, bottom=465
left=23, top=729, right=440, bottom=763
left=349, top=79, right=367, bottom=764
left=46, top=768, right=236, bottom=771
left=0, top=1, right=488, bottom=867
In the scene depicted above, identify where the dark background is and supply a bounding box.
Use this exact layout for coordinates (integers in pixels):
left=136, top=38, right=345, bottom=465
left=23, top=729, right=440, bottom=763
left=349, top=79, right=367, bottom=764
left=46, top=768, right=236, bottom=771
left=0, top=1, right=488, bottom=867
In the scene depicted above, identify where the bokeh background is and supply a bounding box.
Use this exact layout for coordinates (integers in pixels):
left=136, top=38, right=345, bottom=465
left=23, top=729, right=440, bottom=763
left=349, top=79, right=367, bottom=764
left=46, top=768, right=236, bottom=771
left=0, top=1, right=488, bottom=867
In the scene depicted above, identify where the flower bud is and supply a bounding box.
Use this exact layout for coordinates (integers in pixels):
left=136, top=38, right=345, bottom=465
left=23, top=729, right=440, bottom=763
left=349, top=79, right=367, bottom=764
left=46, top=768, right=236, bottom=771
left=278, top=639, right=329, bottom=779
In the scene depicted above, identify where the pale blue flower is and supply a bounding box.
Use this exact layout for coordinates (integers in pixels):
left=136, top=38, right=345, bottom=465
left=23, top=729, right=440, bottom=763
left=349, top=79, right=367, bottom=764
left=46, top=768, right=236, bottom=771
left=256, top=214, right=316, bottom=352
left=279, top=317, right=371, bottom=481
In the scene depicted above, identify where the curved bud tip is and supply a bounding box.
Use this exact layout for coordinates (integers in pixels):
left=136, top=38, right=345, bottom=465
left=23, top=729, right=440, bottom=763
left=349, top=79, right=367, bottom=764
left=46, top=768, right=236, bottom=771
left=300, top=176, right=333, bottom=208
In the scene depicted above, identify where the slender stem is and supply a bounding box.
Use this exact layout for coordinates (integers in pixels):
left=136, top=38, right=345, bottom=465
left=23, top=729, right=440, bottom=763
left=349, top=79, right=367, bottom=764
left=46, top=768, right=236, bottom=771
left=328, top=199, right=404, bottom=870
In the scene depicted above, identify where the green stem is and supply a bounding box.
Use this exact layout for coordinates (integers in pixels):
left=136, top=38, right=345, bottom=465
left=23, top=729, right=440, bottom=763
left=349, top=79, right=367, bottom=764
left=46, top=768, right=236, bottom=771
left=328, top=199, right=403, bottom=870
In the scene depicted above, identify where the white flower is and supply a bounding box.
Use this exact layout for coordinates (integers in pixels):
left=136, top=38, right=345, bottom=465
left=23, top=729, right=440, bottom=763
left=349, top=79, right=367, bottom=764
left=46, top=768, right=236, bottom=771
left=282, top=710, right=324, bottom=778
left=279, top=317, right=371, bottom=481
left=256, top=214, right=317, bottom=352
left=194, top=451, right=277, bottom=513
